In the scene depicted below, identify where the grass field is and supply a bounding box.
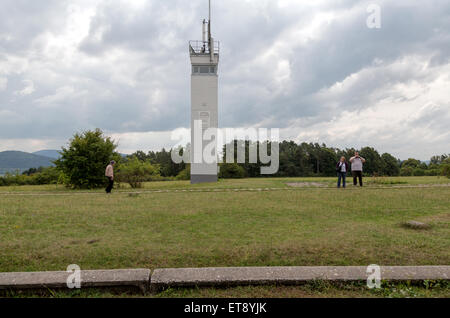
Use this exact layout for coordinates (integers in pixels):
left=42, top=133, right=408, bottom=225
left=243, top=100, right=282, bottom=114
left=0, top=176, right=449, bottom=297
left=5, top=281, right=449, bottom=298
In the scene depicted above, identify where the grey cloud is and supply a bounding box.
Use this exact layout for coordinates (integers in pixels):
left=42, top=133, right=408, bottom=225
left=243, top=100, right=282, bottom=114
left=0, top=0, right=449, bottom=158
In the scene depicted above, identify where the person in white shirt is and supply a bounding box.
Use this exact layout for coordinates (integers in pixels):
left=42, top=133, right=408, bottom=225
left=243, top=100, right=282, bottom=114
left=350, top=152, right=366, bottom=187
left=336, top=157, right=349, bottom=188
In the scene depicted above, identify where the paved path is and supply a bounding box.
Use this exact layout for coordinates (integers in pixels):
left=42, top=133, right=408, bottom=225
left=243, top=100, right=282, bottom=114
left=0, top=269, right=150, bottom=292
left=150, top=266, right=450, bottom=291
left=0, top=184, right=449, bottom=196
left=1, top=266, right=449, bottom=293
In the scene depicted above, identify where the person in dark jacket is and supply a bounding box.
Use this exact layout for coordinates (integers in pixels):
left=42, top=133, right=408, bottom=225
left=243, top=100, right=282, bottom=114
left=336, top=157, right=349, bottom=188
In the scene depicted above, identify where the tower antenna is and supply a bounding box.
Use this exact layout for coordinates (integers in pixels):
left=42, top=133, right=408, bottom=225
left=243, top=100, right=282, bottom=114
left=208, top=0, right=212, bottom=41
left=208, top=0, right=213, bottom=61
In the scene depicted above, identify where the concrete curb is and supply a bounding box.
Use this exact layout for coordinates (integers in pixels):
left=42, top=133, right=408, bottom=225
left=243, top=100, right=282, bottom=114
left=0, top=266, right=449, bottom=294
left=150, top=266, right=450, bottom=292
left=0, top=269, right=151, bottom=293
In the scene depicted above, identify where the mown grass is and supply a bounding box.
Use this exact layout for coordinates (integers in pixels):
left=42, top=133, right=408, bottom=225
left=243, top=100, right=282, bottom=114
left=3, top=281, right=449, bottom=298
left=0, top=176, right=448, bottom=193
left=0, top=177, right=449, bottom=274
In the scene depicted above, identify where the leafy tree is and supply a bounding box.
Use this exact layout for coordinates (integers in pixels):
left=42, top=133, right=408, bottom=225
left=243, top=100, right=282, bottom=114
left=313, top=147, right=338, bottom=176
left=400, top=166, right=414, bottom=176
left=360, top=147, right=383, bottom=175
left=442, top=164, right=450, bottom=179
left=219, top=163, right=247, bottom=179
left=147, top=148, right=185, bottom=177
left=115, top=157, right=160, bottom=188
left=55, top=129, right=119, bottom=189
left=413, top=168, right=426, bottom=176
left=304, top=143, right=337, bottom=176
left=132, top=150, right=148, bottom=162
left=22, top=167, right=43, bottom=176
left=401, top=158, right=421, bottom=169
left=222, top=140, right=260, bottom=177
left=277, top=141, right=312, bottom=177
left=381, top=153, right=400, bottom=176
left=430, top=154, right=449, bottom=165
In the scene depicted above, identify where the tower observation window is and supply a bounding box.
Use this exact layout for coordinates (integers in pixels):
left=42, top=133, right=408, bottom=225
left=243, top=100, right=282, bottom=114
left=193, top=65, right=216, bottom=75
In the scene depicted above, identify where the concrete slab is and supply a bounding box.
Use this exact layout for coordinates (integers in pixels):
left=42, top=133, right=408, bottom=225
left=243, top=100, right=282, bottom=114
left=150, top=266, right=450, bottom=291
left=2, top=266, right=448, bottom=293
left=402, top=221, right=431, bottom=230
left=191, top=174, right=218, bottom=184
left=0, top=269, right=151, bottom=292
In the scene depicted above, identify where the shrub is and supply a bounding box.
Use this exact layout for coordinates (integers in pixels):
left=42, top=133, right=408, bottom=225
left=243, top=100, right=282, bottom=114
left=55, top=129, right=120, bottom=189
left=176, top=166, right=191, bottom=181
left=442, top=164, right=450, bottom=179
left=412, top=168, right=426, bottom=176
left=0, top=172, right=30, bottom=186
left=33, top=167, right=60, bottom=185
left=219, top=163, right=247, bottom=179
left=0, top=167, right=61, bottom=186
left=115, top=157, right=160, bottom=188
left=425, top=169, right=440, bottom=176
left=400, top=166, right=413, bottom=176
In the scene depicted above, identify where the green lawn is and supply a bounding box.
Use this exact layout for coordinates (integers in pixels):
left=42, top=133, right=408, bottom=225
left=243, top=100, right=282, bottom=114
left=0, top=176, right=449, bottom=193
left=5, top=281, right=449, bottom=298
left=0, top=177, right=449, bottom=297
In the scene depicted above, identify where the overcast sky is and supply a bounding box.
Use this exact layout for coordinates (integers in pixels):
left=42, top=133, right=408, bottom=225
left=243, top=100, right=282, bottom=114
left=0, top=0, right=449, bottom=160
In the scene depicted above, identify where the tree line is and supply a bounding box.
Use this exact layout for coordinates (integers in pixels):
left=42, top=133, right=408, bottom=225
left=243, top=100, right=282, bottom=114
left=0, top=129, right=449, bottom=188
left=138, top=141, right=449, bottom=179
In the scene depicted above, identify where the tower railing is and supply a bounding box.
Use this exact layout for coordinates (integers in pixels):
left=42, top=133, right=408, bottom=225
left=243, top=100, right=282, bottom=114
left=189, top=40, right=220, bottom=55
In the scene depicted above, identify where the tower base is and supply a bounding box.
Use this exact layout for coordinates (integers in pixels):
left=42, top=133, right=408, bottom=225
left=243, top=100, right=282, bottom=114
left=191, top=175, right=218, bottom=184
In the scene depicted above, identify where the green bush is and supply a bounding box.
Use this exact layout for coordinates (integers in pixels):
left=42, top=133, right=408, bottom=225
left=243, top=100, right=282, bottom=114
left=33, top=167, right=61, bottom=185
left=442, top=164, right=450, bottom=179
left=425, top=169, right=440, bottom=176
left=0, top=167, right=61, bottom=186
left=55, top=129, right=120, bottom=189
left=0, top=172, right=30, bottom=186
left=115, top=157, right=160, bottom=188
left=176, top=166, right=191, bottom=181
left=412, top=168, right=426, bottom=176
left=400, top=166, right=413, bottom=176
left=219, top=163, right=247, bottom=179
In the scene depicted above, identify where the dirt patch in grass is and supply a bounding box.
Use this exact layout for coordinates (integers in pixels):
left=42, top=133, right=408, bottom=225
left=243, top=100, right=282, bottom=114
left=286, top=182, right=327, bottom=188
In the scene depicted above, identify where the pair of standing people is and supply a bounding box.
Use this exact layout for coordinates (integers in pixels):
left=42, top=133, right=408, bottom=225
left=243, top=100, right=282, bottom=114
left=336, top=152, right=366, bottom=188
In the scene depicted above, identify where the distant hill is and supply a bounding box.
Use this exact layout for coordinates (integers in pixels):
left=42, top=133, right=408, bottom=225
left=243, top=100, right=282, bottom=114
left=33, top=149, right=61, bottom=159
left=0, top=151, right=55, bottom=175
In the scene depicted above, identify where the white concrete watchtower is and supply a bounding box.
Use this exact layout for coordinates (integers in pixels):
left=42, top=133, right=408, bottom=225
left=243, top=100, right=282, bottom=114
left=189, top=0, right=220, bottom=184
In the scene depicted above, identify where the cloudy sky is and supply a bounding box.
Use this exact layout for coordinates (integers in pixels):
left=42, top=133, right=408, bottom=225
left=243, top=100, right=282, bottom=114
left=0, top=0, right=449, bottom=160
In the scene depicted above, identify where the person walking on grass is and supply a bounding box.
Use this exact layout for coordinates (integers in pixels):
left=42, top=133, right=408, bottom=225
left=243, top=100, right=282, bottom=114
left=350, top=151, right=366, bottom=187
left=336, top=156, right=349, bottom=188
left=105, top=160, right=116, bottom=194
